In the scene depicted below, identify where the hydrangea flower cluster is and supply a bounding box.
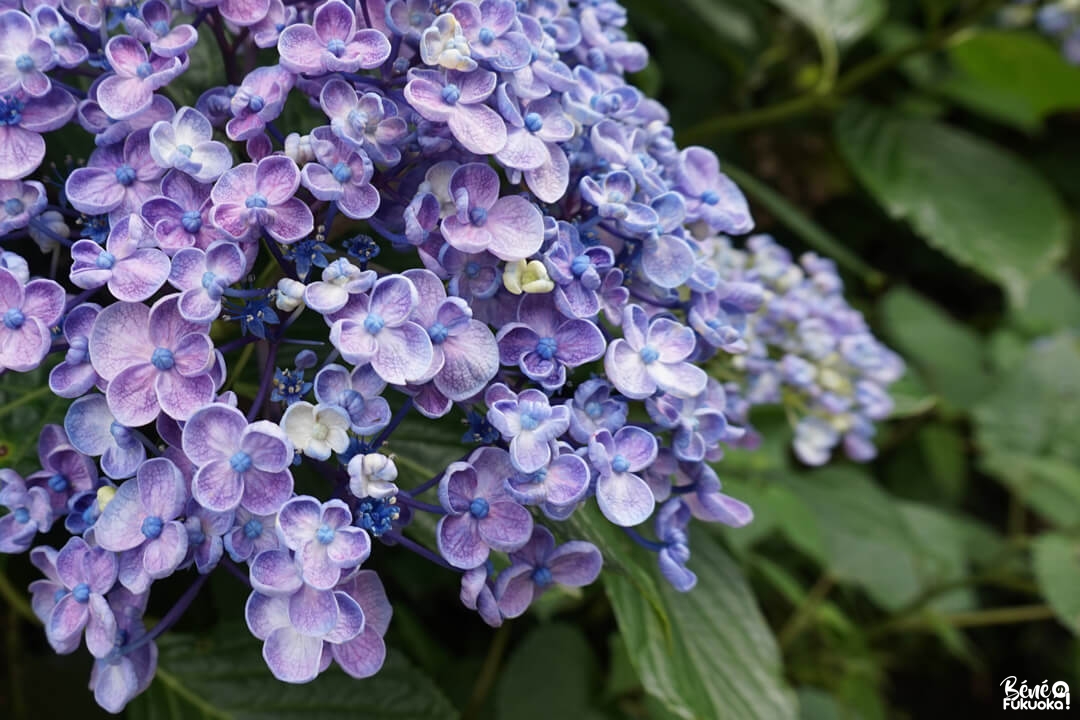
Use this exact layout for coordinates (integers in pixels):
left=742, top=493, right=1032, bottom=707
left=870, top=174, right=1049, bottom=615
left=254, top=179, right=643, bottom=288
left=1002, top=0, right=1080, bottom=63
left=0, top=0, right=902, bottom=712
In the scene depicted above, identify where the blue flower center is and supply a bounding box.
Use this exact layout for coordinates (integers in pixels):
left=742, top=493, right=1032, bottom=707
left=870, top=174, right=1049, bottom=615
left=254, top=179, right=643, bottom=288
left=201, top=271, right=218, bottom=290
left=188, top=525, right=206, bottom=546
left=535, top=336, right=557, bottom=360
left=364, top=312, right=385, bottom=334
left=570, top=254, right=591, bottom=276
left=639, top=345, right=660, bottom=364
left=531, top=566, right=553, bottom=587
left=428, top=322, right=449, bottom=344
left=141, top=515, right=164, bottom=539
left=13, top=507, right=29, bottom=523
left=612, top=454, right=630, bottom=473
left=469, top=498, right=489, bottom=519
left=316, top=523, right=335, bottom=544
left=136, top=61, right=154, bottom=78
left=72, top=583, right=91, bottom=603
left=701, top=190, right=720, bottom=206
left=152, top=19, right=170, bottom=35
left=469, top=207, right=488, bottom=226
left=176, top=143, right=193, bottom=157
left=524, top=112, right=543, bottom=133
left=230, top=450, right=252, bottom=473
left=243, top=518, right=263, bottom=539
left=95, top=250, right=115, bottom=270
left=49, top=27, right=70, bottom=45
left=53, top=588, right=67, bottom=603
left=0, top=96, right=24, bottom=126
left=181, top=210, right=203, bottom=233
left=327, top=38, right=346, bottom=57
left=608, top=190, right=625, bottom=203
left=247, top=94, right=265, bottom=112
left=465, top=260, right=480, bottom=277
left=48, top=473, right=69, bottom=492
left=478, top=27, right=495, bottom=45
left=3, top=308, right=24, bottom=330
left=15, top=54, right=34, bottom=72
left=331, top=161, right=353, bottom=183
left=245, top=193, right=268, bottom=209
left=151, top=346, right=175, bottom=370
left=585, top=400, right=602, bottom=418
left=114, top=165, right=136, bottom=186
left=63, top=335, right=86, bottom=365
left=4, top=198, right=23, bottom=216
left=519, top=410, right=541, bottom=431
left=441, top=84, right=461, bottom=104
left=347, top=108, right=370, bottom=131
left=529, top=467, right=548, bottom=483
left=110, top=421, right=136, bottom=447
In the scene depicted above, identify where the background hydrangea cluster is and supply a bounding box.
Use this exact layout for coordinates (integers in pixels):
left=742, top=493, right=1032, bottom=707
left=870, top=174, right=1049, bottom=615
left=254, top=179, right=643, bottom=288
left=1002, top=0, right=1080, bottom=62
left=0, top=0, right=903, bottom=712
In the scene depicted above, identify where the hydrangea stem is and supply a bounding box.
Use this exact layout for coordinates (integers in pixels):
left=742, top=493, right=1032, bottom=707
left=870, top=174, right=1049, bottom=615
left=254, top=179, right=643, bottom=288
left=396, top=494, right=445, bottom=515
left=369, top=397, right=413, bottom=452
left=116, top=572, right=210, bottom=658
left=246, top=341, right=280, bottom=422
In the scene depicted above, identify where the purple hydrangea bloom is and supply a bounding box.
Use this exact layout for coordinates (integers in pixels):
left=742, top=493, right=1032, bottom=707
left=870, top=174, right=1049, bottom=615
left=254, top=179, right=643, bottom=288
left=0, top=178, right=46, bottom=234
left=494, top=526, right=602, bottom=617
left=149, top=106, right=233, bottom=183
left=141, top=170, right=218, bottom=253
left=543, top=221, right=614, bottom=319
left=450, top=0, right=532, bottom=72
left=0, top=9, right=54, bottom=97
left=65, top=130, right=164, bottom=221
left=276, top=497, right=371, bottom=589
left=486, top=383, right=571, bottom=473
left=251, top=0, right=296, bottom=48
left=26, top=424, right=99, bottom=516
left=301, top=126, right=381, bottom=220
left=329, top=273, right=434, bottom=385
left=655, top=498, right=695, bottom=591
left=497, top=294, right=606, bottom=390
left=49, top=303, right=101, bottom=398
left=461, top=563, right=502, bottom=627
left=64, top=394, right=147, bottom=480
left=183, top=403, right=295, bottom=514
left=123, top=0, right=198, bottom=58
left=566, top=377, right=627, bottom=444
left=94, top=457, right=189, bottom=593
left=182, top=499, right=233, bottom=573
left=331, top=570, right=392, bottom=679
left=437, top=446, right=534, bottom=569
left=0, top=87, right=77, bottom=180
left=225, top=507, right=280, bottom=562
left=674, top=146, right=752, bottom=235
left=211, top=155, right=314, bottom=244
left=673, top=460, right=753, bottom=527
left=0, top=469, right=53, bottom=553
left=646, top=382, right=734, bottom=463
left=304, top=258, right=376, bottom=313
left=96, top=35, right=187, bottom=120
left=0, top=266, right=64, bottom=372
left=278, top=0, right=391, bottom=75
left=312, top=362, right=391, bottom=435
left=168, top=241, right=249, bottom=322
left=589, top=425, right=657, bottom=526
left=70, top=214, right=171, bottom=302
left=44, top=536, right=118, bottom=657
left=319, top=79, right=408, bottom=165
left=226, top=65, right=295, bottom=141
left=440, top=162, right=545, bottom=261
left=505, top=444, right=590, bottom=518
left=31, top=7, right=89, bottom=70
left=605, top=304, right=707, bottom=400
left=88, top=295, right=218, bottom=426
left=88, top=586, right=155, bottom=713
left=404, top=68, right=507, bottom=155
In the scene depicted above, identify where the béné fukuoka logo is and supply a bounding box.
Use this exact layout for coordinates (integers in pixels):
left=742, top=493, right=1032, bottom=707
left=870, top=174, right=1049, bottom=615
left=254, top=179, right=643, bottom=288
left=1001, top=677, right=1071, bottom=711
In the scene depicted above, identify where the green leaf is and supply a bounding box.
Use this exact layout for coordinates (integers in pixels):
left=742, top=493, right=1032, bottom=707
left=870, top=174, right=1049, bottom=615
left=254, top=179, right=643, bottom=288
left=1009, top=270, right=1080, bottom=337
left=0, top=362, right=68, bottom=473
left=897, top=502, right=980, bottom=612
left=786, top=467, right=921, bottom=610
left=916, top=423, right=968, bottom=505
left=878, top=287, right=992, bottom=412
left=835, top=103, right=1069, bottom=306
left=606, top=531, right=798, bottom=720
left=496, top=623, right=596, bottom=720
left=1033, top=533, right=1080, bottom=634
left=948, top=31, right=1080, bottom=123
left=127, top=628, right=458, bottom=720
left=979, top=452, right=1080, bottom=530
left=768, top=0, right=886, bottom=45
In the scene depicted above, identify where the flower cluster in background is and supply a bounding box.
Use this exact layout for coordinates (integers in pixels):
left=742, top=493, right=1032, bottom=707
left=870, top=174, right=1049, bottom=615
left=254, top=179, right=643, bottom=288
left=0, top=0, right=902, bottom=712
left=1002, top=0, right=1080, bottom=63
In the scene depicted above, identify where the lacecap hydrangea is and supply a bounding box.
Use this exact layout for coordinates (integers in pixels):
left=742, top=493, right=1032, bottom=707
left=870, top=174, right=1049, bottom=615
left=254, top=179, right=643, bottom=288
left=0, top=0, right=903, bottom=712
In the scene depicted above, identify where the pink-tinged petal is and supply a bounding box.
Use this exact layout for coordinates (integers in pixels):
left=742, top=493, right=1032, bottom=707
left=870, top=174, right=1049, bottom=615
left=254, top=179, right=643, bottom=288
left=333, top=629, right=386, bottom=679
left=485, top=195, right=543, bottom=261
left=436, top=514, right=487, bottom=570
left=338, top=181, right=380, bottom=220
left=172, top=333, right=214, bottom=377
left=154, top=370, right=215, bottom=421
left=313, top=0, right=355, bottom=41
left=544, top=454, right=590, bottom=506
left=402, top=77, right=451, bottom=122
left=597, top=472, right=655, bottom=527
left=265, top=197, right=314, bottom=244
left=96, top=75, right=152, bottom=120
left=85, top=593, right=117, bottom=658
left=327, top=527, right=370, bottom=566
left=93, top=479, right=145, bottom=552
left=240, top=468, right=293, bottom=515
left=104, top=35, right=147, bottom=74
left=23, top=278, right=65, bottom=325
left=209, top=203, right=251, bottom=239
left=437, top=321, right=499, bottom=401
left=107, top=249, right=170, bottom=301
left=277, top=24, right=323, bottom=73
left=193, top=459, right=244, bottom=512
left=324, top=591, right=364, bottom=644
left=152, top=23, right=198, bottom=57
left=298, top=542, right=339, bottom=590
left=441, top=216, right=494, bottom=255
left=0, top=320, right=49, bottom=371
left=330, top=319, right=378, bottom=364
left=478, top=501, right=533, bottom=552
left=523, top=143, right=570, bottom=204
left=276, top=496, right=322, bottom=549
left=647, top=318, right=696, bottom=363
left=263, top=626, right=323, bottom=683
left=301, top=163, right=343, bottom=202
left=547, top=542, right=603, bottom=586
left=0, top=125, right=45, bottom=180
left=142, top=521, right=188, bottom=577
left=107, top=363, right=160, bottom=427
left=255, top=155, right=301, bottom=205
left=448, top=104, right=507, bottom=155
left=604, top=339, right=654, bottom=399
left=372, top=323, right=433, bottom=385
left=66, top=167, right=125, bottom=215
left=493, top=563, right=535, bottom=618
left=138, top=457, right=187, bottom=518
left=349, top=29, right=391, bottom=68
left=211, top=163, right=256, bottom=205
left=88, top=302, right=152, bottom=381
left=47, top=593, right=88, bottom=652
left=449, top=162, right=500, bottom=210
left=289, top=583, right=338, bottom=636
left=219, top=0, right=271, bottom=26
left=250, top=549, right=303, bottom=595
left=182, top=403, right=244, bottom=463
left=241, top=421, right=292, bottom=471
left=649, top=361, right=707, bottom=399
left=495, top=129, right=547, bottom=171
left=245, top=591, right=288, bottom=640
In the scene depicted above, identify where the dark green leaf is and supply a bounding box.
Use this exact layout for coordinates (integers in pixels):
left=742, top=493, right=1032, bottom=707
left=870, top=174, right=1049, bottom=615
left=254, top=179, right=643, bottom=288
left=495, top=623, right=596, bottom=720
left=127, top=627, right=458, bottom=720
left=1009, top=271, right=1080, bottom=337
left=1033, top=533, right=1080, bottom=634
left=606, top=531, right=797, bottom=720
left=768, top=0, right=886, bottom=45
left=836, top=103, right=1069, bottom=306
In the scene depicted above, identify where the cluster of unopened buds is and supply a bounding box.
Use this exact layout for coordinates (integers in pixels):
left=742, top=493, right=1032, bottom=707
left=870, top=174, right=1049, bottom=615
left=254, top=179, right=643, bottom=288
left=0, top=0, right=902, bottom=712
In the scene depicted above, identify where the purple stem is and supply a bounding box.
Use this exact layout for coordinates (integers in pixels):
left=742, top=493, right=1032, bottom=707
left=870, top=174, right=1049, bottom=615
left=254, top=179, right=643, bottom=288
left=384, top=532, right=456, bottom=571
left=396, top=494, right=446, bottom=515
left=218, top=335, right=260, bottom=354
left=114, top=571, right=210, bottom=658
left=369, top=397, right=413, bottom=452
left=64, top=286, right=98, bottom=313
left=221, top=557, right=252, bottom=587
left=246, top=341, right=280, bottom=422
left=263, top=233, right=298, bottom=280
left=622, top=527, right=665, bottom=553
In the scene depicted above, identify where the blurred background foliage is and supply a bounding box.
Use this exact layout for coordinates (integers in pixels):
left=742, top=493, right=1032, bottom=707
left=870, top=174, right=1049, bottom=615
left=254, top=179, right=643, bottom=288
left=3, top=0, right=1080, bottom=718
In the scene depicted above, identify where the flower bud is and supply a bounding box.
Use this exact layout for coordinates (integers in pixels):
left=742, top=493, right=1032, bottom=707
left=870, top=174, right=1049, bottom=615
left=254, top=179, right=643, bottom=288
left=275, top=278, right=306, bottom=311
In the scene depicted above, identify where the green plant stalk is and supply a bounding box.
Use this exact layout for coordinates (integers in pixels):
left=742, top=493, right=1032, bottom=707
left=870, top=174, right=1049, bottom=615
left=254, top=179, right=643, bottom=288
left=0, top=384, right=52, bottom=421
left=0, top=568, right=37, bottom=626
left=871, top=604, right=1056, bottom=636
left=462, top=622, right=512, bottom=720
left=778, top=572, right=835, bottom=649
